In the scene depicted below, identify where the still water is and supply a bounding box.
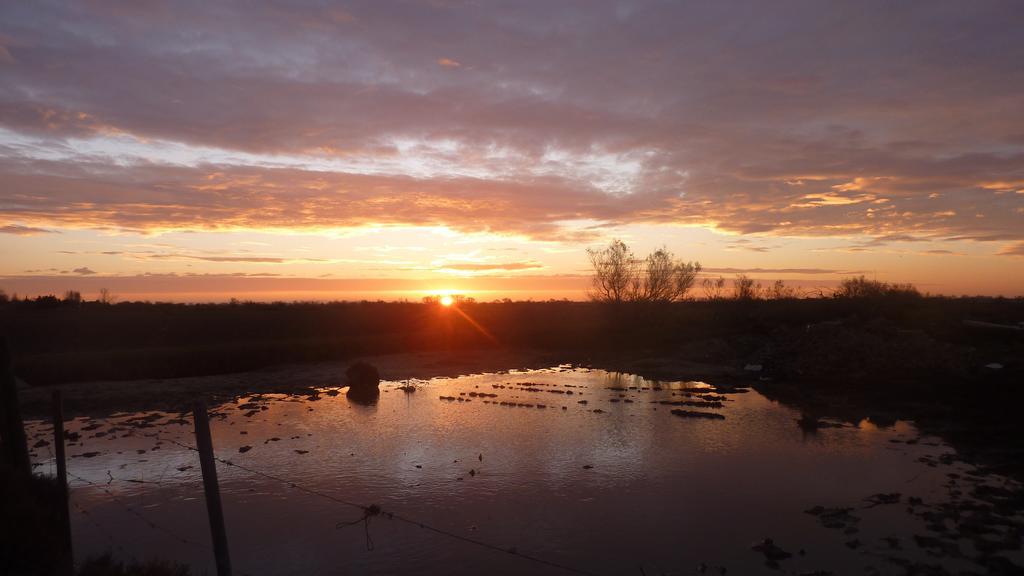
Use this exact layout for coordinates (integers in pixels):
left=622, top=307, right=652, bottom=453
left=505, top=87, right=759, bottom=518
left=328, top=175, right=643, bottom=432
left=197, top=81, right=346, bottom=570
left=25, top=367, right=1023, bottom=575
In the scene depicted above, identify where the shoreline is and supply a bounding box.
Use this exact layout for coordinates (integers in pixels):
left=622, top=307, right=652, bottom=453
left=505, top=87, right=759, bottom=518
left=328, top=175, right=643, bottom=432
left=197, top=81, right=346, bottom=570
left=15, top=344, right=1023, bottom=479
left=16, top=348, right=755, bottom=420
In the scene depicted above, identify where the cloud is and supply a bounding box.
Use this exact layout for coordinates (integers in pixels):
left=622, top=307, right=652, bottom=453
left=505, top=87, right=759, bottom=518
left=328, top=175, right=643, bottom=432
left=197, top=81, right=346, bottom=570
left=436, top=260, right=544, bottom=272
left=138, top=253, right=328, bottom=264
left=0, top=224, right=56, bottom=235
left=72, top=267, right=96, bottom=275
left=702, top=267, right=864, bottom=275
left=0, top=156, right=620, bottom=241
left=724, top=238, right=780, bottom=253
left=54, top=248, right=329, bottom=264
left=0, top=1, right=1021, bottom=245
left=997, top=242, right=1024, bottom=257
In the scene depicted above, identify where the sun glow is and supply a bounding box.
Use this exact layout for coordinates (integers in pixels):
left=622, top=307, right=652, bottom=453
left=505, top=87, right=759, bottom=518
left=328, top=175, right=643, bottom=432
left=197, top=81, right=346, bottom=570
left=439, top=295, right=454, bottom=307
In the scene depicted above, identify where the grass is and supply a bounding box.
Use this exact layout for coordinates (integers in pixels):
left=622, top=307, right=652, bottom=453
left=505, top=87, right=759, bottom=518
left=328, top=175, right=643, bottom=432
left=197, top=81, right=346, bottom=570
left=0, top=466, right=64, bottom=575
left=77, top=555, right=190, bottom=576
left=0, top=296, right=1020, bottom=386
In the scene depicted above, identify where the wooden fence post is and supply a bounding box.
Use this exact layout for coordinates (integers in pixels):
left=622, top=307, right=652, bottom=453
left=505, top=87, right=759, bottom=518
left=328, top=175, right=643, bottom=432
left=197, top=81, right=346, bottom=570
left=0, top=336, right=30, bottom=473
left=193, top=400, right=232, bottom=576
left=52, top=390, right=74, bottom=576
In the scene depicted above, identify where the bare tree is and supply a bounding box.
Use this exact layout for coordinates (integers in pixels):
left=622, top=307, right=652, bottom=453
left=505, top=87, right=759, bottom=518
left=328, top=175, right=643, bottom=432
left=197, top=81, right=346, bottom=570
left=98, top=287, right=117, bottom=305
left=732, top=275, right=761, bottom=300
left=767, top=279, right=797, bottom=300
left=587, top=239, right=637, bottom=303
left=588, top=240, right=701, bottom=303
left=701, top=276, right=726, bottom=300
left=671, top=257, right=702, bottom=302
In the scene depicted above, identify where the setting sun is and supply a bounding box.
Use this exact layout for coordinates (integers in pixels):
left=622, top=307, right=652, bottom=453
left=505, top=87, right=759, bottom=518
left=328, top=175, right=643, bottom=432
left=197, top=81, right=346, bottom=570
left=2, top=4, right=1022, bottom=575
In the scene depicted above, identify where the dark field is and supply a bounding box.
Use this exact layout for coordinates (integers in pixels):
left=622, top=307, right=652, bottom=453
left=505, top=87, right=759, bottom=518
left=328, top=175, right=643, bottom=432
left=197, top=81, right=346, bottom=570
left=1, top=296, right=1021, bottom=387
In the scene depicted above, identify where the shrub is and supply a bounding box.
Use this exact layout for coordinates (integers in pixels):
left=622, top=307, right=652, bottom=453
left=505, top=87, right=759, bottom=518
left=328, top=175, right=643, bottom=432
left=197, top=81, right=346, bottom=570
left=732, top=274, right=761, bottom=300
left=834, top=276, right=920, bottom=299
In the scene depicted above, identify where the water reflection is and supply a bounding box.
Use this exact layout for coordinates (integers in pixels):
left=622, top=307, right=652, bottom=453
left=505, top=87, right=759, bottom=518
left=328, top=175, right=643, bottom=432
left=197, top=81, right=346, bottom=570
left=23, top=368, right=1024, bottom=576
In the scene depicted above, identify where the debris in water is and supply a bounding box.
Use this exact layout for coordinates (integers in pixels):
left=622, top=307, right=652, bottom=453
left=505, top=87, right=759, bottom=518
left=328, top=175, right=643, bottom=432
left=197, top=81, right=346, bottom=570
left=804, top=506, right=860, bottom=531
left=864, top=493, right=901, bottom=507
left=751, top=538, right=791, bottom=566
left=670, top=409, right=725, bottom=420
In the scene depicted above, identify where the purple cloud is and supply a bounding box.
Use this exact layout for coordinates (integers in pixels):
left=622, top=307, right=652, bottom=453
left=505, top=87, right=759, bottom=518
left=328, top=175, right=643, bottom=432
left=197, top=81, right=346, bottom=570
left=0, top=1, right=1021, bottom=243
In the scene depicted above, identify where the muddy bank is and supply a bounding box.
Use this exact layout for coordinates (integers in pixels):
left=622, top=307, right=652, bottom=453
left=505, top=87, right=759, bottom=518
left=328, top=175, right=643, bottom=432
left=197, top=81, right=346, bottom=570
left=751, top=320, right=1023, bottom=480
left=595, top=325, right=1024, bottom=478
left=15, top=349, right=586, bottom=419
left=16, top=345, right=757, bottom=420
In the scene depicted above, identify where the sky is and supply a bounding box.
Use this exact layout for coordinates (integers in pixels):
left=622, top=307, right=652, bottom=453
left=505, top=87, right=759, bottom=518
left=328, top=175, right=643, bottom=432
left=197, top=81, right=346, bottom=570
left=1, top=0, right=1023, bottom=301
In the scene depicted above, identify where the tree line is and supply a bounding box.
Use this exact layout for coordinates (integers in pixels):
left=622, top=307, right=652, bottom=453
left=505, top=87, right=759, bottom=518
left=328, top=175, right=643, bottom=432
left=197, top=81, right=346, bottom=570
left=586, top=239, right=920, bottom=303
left=0, top=288, right=117, bottom=306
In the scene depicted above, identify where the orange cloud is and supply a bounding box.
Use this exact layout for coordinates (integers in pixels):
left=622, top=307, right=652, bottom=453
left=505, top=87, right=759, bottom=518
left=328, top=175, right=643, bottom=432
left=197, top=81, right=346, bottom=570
left=0, top=224, right=57, bottom=236
left=436, top=261, right=544, bottom=272
left=997, top=241, right=1024, bottom=257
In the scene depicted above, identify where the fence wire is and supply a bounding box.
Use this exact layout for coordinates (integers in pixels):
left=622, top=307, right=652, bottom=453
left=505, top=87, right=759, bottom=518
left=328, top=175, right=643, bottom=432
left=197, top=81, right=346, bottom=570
left=66, top=469, right=257, bottom=576
left=152, top=430, right=606, bottom=576
left=48, top=412, right=609, bottom=576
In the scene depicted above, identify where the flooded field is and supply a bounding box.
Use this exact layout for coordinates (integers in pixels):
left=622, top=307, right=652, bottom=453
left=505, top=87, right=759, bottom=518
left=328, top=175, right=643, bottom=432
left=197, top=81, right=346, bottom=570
left=25, top=367, right=1024, bottom=575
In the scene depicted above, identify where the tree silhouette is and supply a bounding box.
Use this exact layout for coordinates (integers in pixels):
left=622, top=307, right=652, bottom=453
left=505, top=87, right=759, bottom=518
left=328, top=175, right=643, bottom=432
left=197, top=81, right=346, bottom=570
left=732, top=275, right=760, bottom=300
left=587, top=240, right=701, bottom=303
